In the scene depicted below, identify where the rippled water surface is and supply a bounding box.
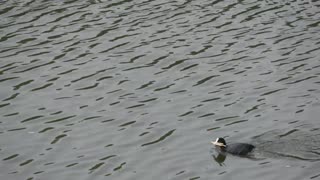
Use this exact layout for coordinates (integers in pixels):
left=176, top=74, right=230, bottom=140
left=1, top=0, right=320, bottom=179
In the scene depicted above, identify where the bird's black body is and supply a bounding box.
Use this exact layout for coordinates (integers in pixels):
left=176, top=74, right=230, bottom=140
left=223, top=143, right=255, bottom=156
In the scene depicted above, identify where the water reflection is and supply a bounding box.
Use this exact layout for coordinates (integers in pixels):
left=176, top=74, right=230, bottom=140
left=212, top=153, right=226, bottom=166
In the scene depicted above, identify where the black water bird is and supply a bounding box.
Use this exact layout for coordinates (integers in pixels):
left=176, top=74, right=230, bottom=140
left=211, top=137, right=255, bottom=156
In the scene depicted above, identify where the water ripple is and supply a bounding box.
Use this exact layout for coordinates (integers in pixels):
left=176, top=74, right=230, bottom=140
left=141, top=129, right=175, bottom=147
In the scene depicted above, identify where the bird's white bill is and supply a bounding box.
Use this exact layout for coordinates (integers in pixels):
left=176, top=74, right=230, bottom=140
left=211, top=141, right=226, bottom=147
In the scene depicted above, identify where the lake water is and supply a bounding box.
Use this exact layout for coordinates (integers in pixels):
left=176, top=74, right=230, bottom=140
left=1, top=0, right=320, bottom=179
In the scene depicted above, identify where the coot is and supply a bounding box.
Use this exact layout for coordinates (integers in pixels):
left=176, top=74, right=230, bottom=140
left=211, top=137, right=255, bottom=156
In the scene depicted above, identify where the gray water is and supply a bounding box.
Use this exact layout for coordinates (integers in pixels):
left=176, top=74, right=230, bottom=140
left=1, top=0, right=320, bottom=179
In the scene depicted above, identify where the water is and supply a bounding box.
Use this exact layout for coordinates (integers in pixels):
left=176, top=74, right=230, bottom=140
left=0, top=0, right=320, bottom=179
left=252, top=129, right=320, bottom=162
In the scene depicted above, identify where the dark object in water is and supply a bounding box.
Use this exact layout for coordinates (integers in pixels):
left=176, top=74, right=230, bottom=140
left=211, top=137, right=255, bottom=156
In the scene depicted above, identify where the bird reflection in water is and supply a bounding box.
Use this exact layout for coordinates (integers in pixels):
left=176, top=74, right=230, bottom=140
left=212, top=152, right=227, bottom=166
